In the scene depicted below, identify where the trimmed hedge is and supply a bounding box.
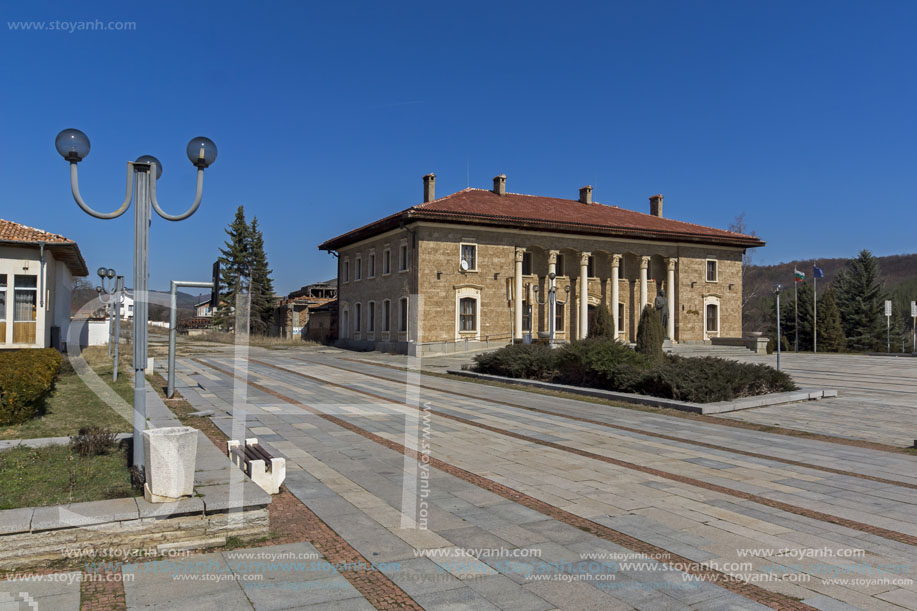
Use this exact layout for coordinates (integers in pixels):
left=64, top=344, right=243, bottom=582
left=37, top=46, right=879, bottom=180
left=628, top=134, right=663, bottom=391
left=0, top=348, right=63, bottom=425
left=473, top=339, right=796, bottom=403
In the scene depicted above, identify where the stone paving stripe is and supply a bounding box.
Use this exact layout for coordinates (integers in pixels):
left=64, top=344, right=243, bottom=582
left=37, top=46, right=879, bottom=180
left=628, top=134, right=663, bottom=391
left=312, top=357, right=917, bottom=491
left=193, top=357, right=818, bottom=611
left=80, top=562, right=126, bottom=611
left=246, top=357, right=917, bottom=549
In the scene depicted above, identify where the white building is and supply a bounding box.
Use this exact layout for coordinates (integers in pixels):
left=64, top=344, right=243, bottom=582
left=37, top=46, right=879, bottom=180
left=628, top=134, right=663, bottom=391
left=0, top=219, right=89, bottom=350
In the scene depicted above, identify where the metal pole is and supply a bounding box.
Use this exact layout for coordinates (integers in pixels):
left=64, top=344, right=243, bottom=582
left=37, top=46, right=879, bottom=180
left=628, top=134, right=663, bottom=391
left=108, top=297, right=114, bottom=357
left=132, top=168, right=149, bottom=472
left=776, top=286, right=781, bottom=371
left=167, top=280, right=213, bottom=398
left=113, top=276, right=122, bottom=381
left=887, top=315, right=891, bottom=354
left=794, top=281, right=798, bottom=353
left=913, top=315, right=915, bottom=354
left=813, top=276, right=817, bottom=353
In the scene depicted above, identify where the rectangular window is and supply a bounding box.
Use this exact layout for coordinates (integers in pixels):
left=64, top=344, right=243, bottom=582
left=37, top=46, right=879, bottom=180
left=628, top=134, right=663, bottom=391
left=355, top=303, right=362, bottom=333
left=461, top=244, right=477, bottom=270
left=13, top=274, right=37, bottom=344
left=459, top=297, right=477, bottom=331
left=706, top=259, right=718, bottom=283
left=382, top=249, right=391, bottom=275
left=617, top=303, right=625, bottom=333
left=343, top=260, right=350, bottom=283
left=522, top=300, right=531, bottom=332
left=383, top=300, right=391, bottom=332
left=555, top=303, right=564, bottom=332
left=706, top=303, right=718, bottom=332
left=355, top=257, right=362, bottom=281
left=399, top=244, right=408, bottom=271
left=0, top=274, right=6, bottom=344
left=587, top=256, right=595, bottom=278
left=555, top=254, right=565, bottom=276
left=368, top=253, right=375, bottom=278
left=399, top=297, right=408, bottom=332
left=521, top=252, right=532, bottom=276
left=368, top=301, right=375, bottom=332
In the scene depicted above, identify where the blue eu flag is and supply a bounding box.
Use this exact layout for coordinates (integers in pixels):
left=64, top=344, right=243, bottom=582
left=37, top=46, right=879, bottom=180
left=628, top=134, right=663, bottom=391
left=813, top=265, right=824, bottom=279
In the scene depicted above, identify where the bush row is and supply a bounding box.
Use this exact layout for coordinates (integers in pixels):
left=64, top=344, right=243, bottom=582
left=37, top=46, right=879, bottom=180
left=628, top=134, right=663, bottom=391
left=472, top=340, right=796, bottom=403
left=0, top=348, right=63, bottom=425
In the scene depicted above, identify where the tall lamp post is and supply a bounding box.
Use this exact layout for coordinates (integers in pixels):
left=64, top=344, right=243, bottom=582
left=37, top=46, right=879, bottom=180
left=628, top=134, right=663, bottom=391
left=95, top=267, right=116, bottom=356
left=531, top=272, right=571, bottom=344
left=775, top=284, right=782, bottom=372
left=55, top=129, right=217, bottom=476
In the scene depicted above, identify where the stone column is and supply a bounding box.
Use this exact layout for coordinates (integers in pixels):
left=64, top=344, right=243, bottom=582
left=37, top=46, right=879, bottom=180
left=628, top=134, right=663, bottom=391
left=579, top=252, right=590, bottom=339
left=639, top=256, right=650, bottom=313
left=666, top=257, right=677, bottom=341
left=611, top=254, right=621, bottom=339
left=514, top=248, right=524, bottom=341
left=548, top=250, right=558, bottom=337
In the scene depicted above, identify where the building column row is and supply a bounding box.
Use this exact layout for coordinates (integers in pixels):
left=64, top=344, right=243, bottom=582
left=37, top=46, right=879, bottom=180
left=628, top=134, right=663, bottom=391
left=514, top=248, right=524, bottom=341
left=610, top=254, right=621, bottom=339
left=666, top=257, right=677, bottom=341
left=579, top=252, right=590, bottom=339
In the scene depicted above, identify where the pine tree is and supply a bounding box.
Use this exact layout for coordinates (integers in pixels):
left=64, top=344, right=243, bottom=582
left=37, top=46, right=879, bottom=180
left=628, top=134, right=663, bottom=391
left=249, top=217, right=276, bottom=335
left=816, top=285, right=846, bottom=352
left=834, top=250, right=887, bottom=352
left=589, top=304, right=615, bottom=339
left=213, top=206, right=252, bottom=331
left=635, top=304, right=664, bottom=361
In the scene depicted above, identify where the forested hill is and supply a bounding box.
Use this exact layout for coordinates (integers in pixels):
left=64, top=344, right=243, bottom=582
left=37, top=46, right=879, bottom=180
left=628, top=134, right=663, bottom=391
left=743, top=252, right=917, bottom=335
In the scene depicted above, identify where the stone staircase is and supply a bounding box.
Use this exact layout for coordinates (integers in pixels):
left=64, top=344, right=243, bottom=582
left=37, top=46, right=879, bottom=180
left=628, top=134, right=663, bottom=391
left=664, top=340, right=757, bottom=358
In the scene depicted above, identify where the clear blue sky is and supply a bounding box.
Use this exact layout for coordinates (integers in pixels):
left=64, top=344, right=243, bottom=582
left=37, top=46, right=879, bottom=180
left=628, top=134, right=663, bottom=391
left=1, top=1, right=915, bottom=294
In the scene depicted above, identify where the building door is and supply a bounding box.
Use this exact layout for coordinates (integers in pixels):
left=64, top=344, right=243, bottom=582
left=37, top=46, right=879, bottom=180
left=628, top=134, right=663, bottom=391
left=587, top=305, right=597, bottom=334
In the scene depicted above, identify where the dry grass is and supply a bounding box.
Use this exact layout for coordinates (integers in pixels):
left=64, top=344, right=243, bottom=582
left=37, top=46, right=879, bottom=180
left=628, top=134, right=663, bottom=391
left=185, top=330, right=321, bottom=349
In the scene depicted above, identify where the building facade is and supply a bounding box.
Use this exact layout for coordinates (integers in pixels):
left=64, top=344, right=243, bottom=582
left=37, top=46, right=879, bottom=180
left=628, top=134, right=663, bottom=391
left=319, top=175, right=764, bottom=356
left=0, top=219, right=89, bottom=350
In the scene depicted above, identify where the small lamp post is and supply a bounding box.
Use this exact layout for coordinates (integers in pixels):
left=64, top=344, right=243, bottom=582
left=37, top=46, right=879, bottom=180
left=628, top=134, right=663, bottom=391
left=56, top=129, right=217, bottom=476
left=532, top=272, right=571, bottom=344
left=96, top=267, right=116, bottom=356
left=775, top=284, right=782, bottom=371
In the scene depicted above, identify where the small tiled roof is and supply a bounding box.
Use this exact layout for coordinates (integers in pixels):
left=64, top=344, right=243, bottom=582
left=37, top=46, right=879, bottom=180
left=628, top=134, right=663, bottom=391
left=0, top=218, right=89, bottom=276
left=318, top=188, right=764, bottom=251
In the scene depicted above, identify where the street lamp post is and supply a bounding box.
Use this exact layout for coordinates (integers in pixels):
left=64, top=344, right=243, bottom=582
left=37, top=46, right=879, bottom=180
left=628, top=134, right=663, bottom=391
left=775, top=284, right=782, bottom=372
left=112, top=274, right=124, bottom=381
left=95, top=267, right=117, bottom=356
left=56, top=129, right=217, bottom=476
left=531, top=272, right=571, bottom=344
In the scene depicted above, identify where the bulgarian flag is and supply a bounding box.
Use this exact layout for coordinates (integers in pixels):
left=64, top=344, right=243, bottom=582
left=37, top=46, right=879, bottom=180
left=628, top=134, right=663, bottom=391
left=794, top=269, right=805, bottom=283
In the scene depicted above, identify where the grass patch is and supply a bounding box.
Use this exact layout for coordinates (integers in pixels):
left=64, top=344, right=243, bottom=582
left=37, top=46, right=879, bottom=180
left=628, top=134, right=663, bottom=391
left=0, top=347, right=132, bottom=441
left=0, top=443, right=136, bottom=509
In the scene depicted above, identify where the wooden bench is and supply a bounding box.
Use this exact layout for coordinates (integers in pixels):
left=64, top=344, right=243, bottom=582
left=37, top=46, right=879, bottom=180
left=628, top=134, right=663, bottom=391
left=226, top=438, right=286, bottom=494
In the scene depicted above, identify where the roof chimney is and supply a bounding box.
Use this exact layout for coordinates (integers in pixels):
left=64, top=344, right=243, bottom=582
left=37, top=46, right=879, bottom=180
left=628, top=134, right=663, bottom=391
left=649, top=194, right=663, bottom=217
left=492, top=174, right=506, bottom=196
left=423, top=173, right=436, bottom=203
left=579, top=185, right=593, bottom=204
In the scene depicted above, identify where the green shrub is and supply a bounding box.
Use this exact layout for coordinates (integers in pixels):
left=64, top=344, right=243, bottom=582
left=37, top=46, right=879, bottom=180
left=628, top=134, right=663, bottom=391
left=554, top=338, right=649, bottom=388
left=634, top=356, right=797, bottom=403
left=588, top=305, right=615, bottom=339
left=472, top=343, right=557, bottom=380
left=635, top=305, right=665, bottom=362
left=0, top=349, right=62, bottom=425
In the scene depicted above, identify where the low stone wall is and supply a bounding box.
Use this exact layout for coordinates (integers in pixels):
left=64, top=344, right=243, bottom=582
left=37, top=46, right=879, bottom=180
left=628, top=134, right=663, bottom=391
left=0, top=487, right=270, bottom=570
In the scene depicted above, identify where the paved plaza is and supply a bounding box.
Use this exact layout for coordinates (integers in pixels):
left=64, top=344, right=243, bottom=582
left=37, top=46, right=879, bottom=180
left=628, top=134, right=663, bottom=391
left=158, top=346, right=916, bottom=610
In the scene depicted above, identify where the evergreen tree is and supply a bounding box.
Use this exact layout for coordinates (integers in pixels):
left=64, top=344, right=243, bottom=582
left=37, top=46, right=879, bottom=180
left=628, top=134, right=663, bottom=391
left=589, top=304, right=615, bottom=339
left=249, top=217, right=276, bottom=336
left=213, top=206, right=252, bottom=331
left=834, top=250, right=887, bottom=352
left=815, top=285, right=846, bottom=352
left=635, top=304, right=664, bottom=361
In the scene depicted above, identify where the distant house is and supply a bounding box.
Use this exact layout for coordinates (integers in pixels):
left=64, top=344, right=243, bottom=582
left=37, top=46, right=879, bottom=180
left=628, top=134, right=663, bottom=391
left=0, top=219, right=89, bottom=349
left=194, top=296, right=213, bottom=318
left=272, top=280, right=337, bottom=339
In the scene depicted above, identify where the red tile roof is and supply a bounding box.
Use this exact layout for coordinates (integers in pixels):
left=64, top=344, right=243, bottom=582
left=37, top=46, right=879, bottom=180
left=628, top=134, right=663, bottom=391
left=0, top=218, right=89, bottom=276
left=318, top=188, right=764, bottom=251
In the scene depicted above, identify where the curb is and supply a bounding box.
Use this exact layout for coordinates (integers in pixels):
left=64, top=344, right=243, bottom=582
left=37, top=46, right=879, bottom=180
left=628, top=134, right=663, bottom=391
left=447, top=369, right=837, bottom=415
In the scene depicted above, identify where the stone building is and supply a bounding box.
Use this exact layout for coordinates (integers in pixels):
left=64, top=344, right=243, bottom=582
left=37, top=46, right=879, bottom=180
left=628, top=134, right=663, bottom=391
left=318, top=175, right=764, bottom=355
left=272, top=280, right=337, bottom=340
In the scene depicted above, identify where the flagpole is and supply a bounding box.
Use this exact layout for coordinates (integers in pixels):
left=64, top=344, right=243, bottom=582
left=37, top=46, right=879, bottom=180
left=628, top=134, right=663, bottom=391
left=813, top=273, right=818, bottom=353
left=794, top=271, right=799, bottom=353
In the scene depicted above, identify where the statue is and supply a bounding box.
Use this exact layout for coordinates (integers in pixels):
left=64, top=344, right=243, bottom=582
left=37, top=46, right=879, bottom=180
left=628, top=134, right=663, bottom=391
left=655, top=289, right=669, bottom=338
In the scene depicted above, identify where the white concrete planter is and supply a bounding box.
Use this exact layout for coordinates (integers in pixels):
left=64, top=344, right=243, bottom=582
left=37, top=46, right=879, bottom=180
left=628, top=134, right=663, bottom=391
left=142, top=427, right=198, bottom=503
